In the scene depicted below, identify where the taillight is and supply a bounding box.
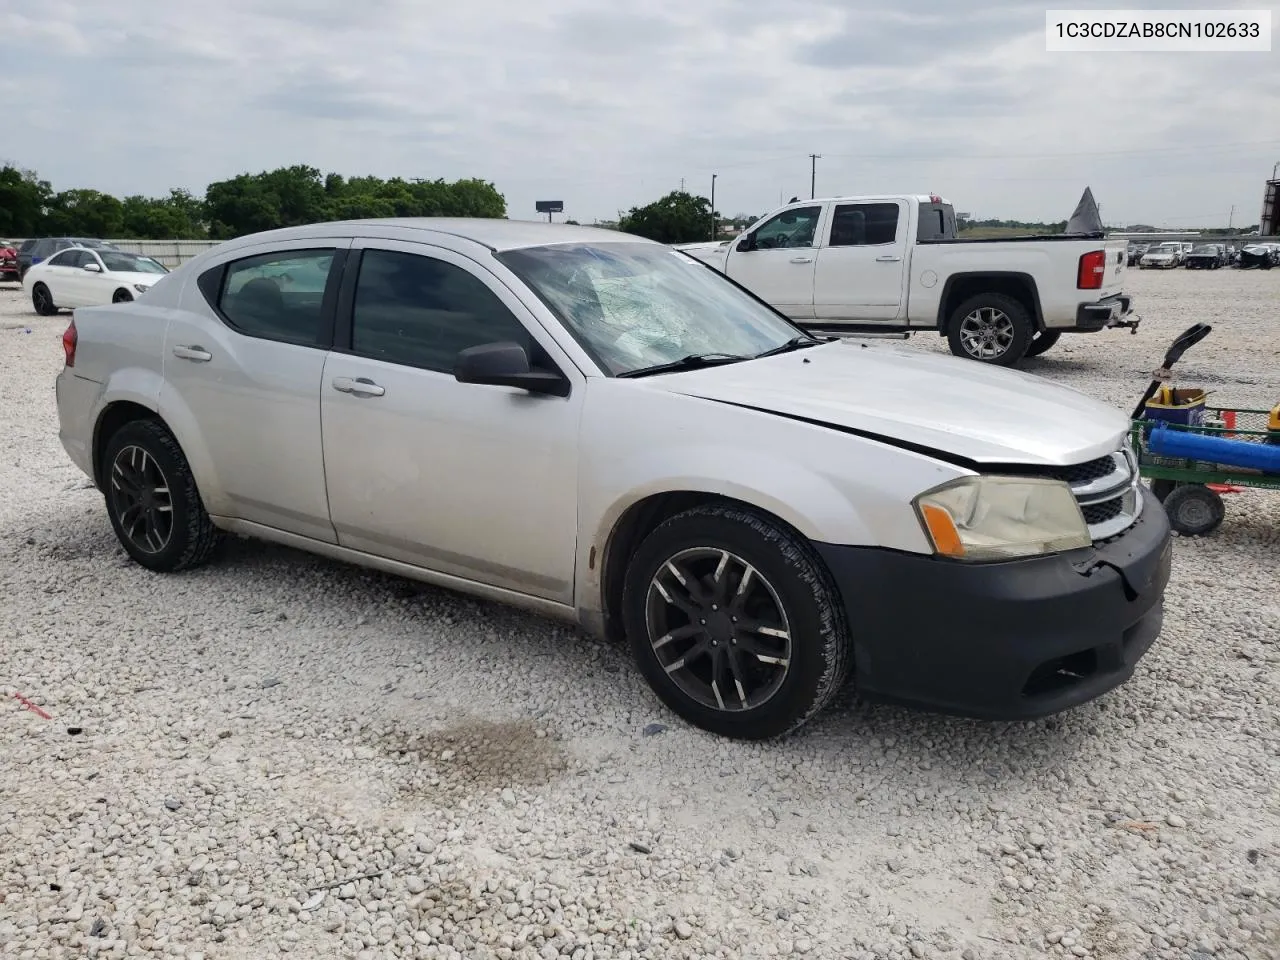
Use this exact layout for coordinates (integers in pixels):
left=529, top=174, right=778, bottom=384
left=62, top=318, right=77, bottom=367
left=1077, top=249, right=1106, bottom=289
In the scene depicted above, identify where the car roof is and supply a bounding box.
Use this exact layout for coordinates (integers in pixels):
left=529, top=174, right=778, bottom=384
left=214, top=218, right=653, bottom=254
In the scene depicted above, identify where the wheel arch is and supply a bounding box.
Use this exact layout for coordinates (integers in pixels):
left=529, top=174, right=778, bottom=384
left=936, top=272, right=1044, bottom=333
left=592, top=487, right=844, bottom=645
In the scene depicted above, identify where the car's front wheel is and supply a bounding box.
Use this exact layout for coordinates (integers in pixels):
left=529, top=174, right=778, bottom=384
left=102, top=419, right=222, bottom=572
left=31, top=283, right=58, bottom=316
left=113, top=288, right=133, bottom=303
left=622, top=503, right=852, bottom=740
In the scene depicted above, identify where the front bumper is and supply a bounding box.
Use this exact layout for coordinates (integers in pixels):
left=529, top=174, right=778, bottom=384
left=814, top=491, right=1172, bottom=720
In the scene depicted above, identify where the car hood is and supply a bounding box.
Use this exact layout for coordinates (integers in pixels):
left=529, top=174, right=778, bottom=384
left=644, top=340, right=1131, bottom=466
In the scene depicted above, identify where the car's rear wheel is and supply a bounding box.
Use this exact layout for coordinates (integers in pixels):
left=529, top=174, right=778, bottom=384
left=1024, top=329, right=1062, bottom=358
left=621, top=503, right=851, bottom=740
left=113, top=288, right=133, bottom=303
left=102, top=419, right=222, bottom=572
left=947, top=293, right=1032, bottom=366
left=32, top=283, right=58, bottom=316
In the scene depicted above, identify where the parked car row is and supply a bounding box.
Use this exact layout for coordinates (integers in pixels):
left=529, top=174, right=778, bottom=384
left=1129, top=239, right=1277, bottom=270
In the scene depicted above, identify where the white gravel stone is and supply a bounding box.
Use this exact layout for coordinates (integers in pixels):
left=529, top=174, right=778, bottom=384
left=1, top=270, right=1278, bottom=960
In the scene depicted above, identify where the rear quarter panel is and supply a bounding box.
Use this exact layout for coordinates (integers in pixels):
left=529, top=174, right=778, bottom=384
left=908, top=239, right=1123, bottom=328
left=64, top=302, right=172, bottom=477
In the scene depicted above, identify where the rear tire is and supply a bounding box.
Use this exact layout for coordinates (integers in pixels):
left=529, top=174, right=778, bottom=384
left=102, top=419, right=222, bottom=572
left=621, top=503, right=851, bottom=740
left=946, top=293, right=1033, bottom=366
left=1162, top=483, right=1225, bottom=537
left=1024, top=329, right=1062, bottom=358
left=32, top=283, right=58, bottom=316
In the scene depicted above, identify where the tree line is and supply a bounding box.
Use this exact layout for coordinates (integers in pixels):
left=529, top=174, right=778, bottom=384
left=0, top=164, right=506, bottom=241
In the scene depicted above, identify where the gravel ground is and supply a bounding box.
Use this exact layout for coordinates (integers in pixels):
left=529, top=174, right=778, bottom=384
left=1, top=269, right=1277, bottom=960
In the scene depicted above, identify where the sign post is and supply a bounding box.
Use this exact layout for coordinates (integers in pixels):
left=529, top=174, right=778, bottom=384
left=535, top=200, right=564, bottom=223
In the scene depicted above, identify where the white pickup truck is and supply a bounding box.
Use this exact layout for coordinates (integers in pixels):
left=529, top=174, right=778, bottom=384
left=676, top=194, right=1137, bottom=366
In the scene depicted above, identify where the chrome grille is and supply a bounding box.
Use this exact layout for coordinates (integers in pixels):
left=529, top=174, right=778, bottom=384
left=1061, top=447, right=1141, bottom=541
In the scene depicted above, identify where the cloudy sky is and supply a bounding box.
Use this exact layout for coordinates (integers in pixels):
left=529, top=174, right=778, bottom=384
left=6, top=0, right=1279, bottom=227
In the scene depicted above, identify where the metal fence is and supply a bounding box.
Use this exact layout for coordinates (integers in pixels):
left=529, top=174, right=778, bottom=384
left=101, top=239, right=221, bottom=267
left=2, top=239, right=222, bottom=268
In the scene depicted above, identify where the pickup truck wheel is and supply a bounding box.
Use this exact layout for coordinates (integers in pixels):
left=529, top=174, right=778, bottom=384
left=622, top=503, right=851, bottom=740
left=102, top=419, right=222, bottom=572
left=1024, top=329, right=1062, bottom=358
left=947, top=294, right=1032, bottom=366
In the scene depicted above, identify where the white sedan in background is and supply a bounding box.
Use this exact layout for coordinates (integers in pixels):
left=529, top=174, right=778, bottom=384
left=25, top=246, right=169, bottom=315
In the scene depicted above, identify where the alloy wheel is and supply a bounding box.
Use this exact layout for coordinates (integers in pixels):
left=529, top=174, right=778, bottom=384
left=959, top=307, right=1015, bottom=360
left=108, top=444, right=175, bottom=554
left=644, top=547, right=793, bottom=712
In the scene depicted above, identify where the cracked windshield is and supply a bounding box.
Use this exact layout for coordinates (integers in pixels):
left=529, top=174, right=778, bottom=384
left=498, top=242, right=801, bottom=375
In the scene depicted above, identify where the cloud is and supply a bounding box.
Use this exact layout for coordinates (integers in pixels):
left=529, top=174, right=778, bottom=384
left=7, top=0, right=1280, bottom=227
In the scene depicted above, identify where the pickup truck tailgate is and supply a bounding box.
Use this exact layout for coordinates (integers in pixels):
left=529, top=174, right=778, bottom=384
left=1098, top=239, right=1128, bottom=297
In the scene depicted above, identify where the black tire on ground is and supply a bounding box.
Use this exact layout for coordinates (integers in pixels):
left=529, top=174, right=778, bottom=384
left=1161, top=483, right=1225, bottom=537
left=621, top=502, right=852, bottom=740
left=946, top=293, right=1033, bottom=366
left=113, top=288, right=133, bottom=303
left=32, top=283, right=58, bottom=316
left=1024, top=329, right=1062, bottom=358
left=101, top=418, right=222, bottom=572
left=1149, top=479, right=1177, bottom=502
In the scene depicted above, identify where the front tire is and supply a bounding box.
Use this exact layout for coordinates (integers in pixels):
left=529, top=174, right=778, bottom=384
left=1024, top=329, right=1062, bottom=358
left=113, top=288, right=133, bottom=303
left=102, top=419, right=222, bottom=572
left=32, top=283, right=58, bottom=316
left=947, top=293, right=1032, bottom=366
left=621, top=503, right=851, bottom=740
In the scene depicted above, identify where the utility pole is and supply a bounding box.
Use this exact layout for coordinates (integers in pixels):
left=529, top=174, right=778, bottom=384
left=1228, top=204, right=1235, bottom=230
left=680, top=178, right=685, bottom=192
left=809, top=154, right=821, bottom=199
left=710, top=174, right=718, bottom=240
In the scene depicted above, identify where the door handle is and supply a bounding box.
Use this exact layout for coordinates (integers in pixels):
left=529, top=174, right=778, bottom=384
left=172, top=345, right=212, bottom=362
left=332, top=376, right=385, bottom=397
left=790, top=257, right=814, bottom=264
left=875, top=255, right=903, bottom=262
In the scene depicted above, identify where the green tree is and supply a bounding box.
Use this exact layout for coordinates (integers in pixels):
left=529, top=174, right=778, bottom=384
left=45, top=189, right=125, bottom=237
left=619, top=191, right=715, bottom=244
left=0, top=165, right=53, bottom=235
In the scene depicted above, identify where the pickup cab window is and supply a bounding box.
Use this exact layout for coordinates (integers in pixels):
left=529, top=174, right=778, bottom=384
left=829, top=203, right=901, bottom=246
left=750, top=206, right=821, bottom=249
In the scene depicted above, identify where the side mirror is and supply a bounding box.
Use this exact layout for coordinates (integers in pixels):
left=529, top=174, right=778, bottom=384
left=454, top=341, right=569, bottom=397
left=737, top=234, right=755, bottom=252
left=83, top=263, right=101, bottom=272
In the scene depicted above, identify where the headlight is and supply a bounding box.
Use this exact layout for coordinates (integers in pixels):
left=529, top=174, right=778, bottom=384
left=133, top=283, right=149, bottom=294
left=913, top=475, right=1090, bottom=561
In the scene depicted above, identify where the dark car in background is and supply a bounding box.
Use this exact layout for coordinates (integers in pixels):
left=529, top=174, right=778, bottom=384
left=1183, top=243, right=1226, bottom=269
left=1126, top=241, right=1149, bottom=266
left=17, top=237, right=120, bottom=279
left=1239, top=243, right=1280, bottom=269
left=0, top=241, right=19, bottom=281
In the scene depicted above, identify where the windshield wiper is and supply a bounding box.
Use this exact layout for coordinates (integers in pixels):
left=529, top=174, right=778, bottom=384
left=754, top=335, right=824, bottom=359
left=616, top=353, right=750, bottom=379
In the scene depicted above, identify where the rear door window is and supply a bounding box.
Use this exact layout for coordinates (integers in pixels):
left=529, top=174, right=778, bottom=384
left=212, top=249, right=337, bottom=346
